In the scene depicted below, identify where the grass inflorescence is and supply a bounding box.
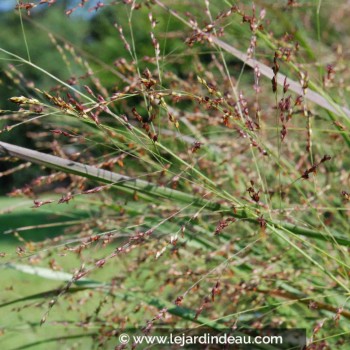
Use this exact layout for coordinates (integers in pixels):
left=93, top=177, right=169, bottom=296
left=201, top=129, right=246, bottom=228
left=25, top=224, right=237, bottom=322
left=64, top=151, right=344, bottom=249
left=0, top=1, right=349, bottom=349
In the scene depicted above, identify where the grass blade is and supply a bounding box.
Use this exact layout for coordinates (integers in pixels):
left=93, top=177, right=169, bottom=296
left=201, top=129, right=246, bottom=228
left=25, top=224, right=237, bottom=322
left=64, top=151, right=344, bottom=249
left=1, top=141, right=350, bottom=247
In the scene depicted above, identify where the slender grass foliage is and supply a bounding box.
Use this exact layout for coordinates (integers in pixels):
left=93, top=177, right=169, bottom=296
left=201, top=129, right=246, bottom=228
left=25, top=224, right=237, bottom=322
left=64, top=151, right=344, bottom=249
left=0, top=1, right=349, bottom=349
